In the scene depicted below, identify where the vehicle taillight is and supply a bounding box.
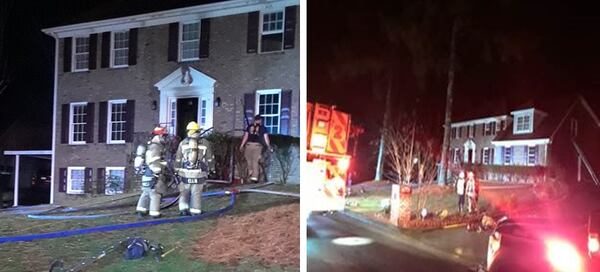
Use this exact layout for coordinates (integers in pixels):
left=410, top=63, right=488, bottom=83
left=545, top=239, right=583, bottom=272
left=337, top=157, right=350, bottom=173
left=310, top=133, right=327, bottom=152
left=487, top=231, right=501, bottom=269
left=589, top=233, right=600, bottom=254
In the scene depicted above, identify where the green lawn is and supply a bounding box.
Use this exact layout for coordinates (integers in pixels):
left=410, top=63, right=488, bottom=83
left=0, top=184, right=299, bottom=272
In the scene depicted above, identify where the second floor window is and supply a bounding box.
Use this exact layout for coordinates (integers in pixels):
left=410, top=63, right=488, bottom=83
left=515, top=114, right=533, bottom=134
left=256, top=89, right=281, bottom=134
left=180, top=22, right=200, bottom=61
left=73, top=37, right=89, bottom=71
left=111, top=31, right=129, bottom=67
left=261, top=11, right=284, bottom=52
left=70, top=103, right=88, bottom=144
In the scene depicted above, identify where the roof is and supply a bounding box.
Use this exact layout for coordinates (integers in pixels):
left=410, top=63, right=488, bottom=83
left=493, top=97, right=574, bottom=142
left=42, top=0, right=298, bottom=38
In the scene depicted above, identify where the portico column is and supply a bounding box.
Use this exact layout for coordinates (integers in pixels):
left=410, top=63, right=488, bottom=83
left=13, top=155, right=19, bottom=207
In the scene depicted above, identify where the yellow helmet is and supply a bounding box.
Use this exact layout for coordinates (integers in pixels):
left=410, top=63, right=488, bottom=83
left=186, top=121, right=200, bottom=131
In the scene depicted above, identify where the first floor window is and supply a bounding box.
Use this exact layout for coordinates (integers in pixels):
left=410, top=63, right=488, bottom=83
left=260, top=11, right=284, bottom=52
left=528, top=146, right=538, bottom=165
left=504, top=146, right=512, bottom=165
left=108, top=100, right=126, bottom=143
left=256, top=89, right=281, bottom=134
left=73, top=36, right=89, bottom=71
left=67, top=167, right=85, bottom=194
left=180, top=22, right=200, bottom=61
left=70, top=102, right=88, bottom=144
left=105, top=167, right=125, bottom=195
left=482, top=148, right=491, bottom=165
left=111, top=30, right=129, bottom=67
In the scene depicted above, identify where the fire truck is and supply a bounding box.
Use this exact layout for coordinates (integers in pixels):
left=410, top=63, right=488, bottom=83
left=306, top=102, right=352, bottom=212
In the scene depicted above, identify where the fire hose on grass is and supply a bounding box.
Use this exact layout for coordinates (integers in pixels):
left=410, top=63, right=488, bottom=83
left=0, top=186, right=299, bottom=244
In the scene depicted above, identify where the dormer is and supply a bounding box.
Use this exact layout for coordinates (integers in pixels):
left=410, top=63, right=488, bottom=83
left=511, top=108, right=535, bottom=134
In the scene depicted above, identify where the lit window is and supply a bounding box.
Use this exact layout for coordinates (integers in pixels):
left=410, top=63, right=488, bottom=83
left=69, top=102, right=87, bottom=144
left=111, top=30, right=129, bottom=67
left=180, top=22, right=200, bottom=61
left=528, top=146, right=537, bottom=165
left=67, top=167, right=85, bottom=194
left=105, top=167, right=125, bottom=195
left=504, top=147, right=512, bottom=165
left=200, top=99, right=208, bottom=127
left=169, top=99, right=177, bottom=135
left=108, top=100, right=126, bottom=143
left=260, top=11, right=284, bottom=52
left=256, top=89, right=281, bottom=134
left=483, top=148, right=491, bottom=165
left=73, top=37, right=89, bottom=71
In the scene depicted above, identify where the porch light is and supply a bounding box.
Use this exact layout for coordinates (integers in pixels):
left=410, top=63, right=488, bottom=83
left=214, top=97, right=221, bottom=107
left=151, top=100, right=157, bottom=110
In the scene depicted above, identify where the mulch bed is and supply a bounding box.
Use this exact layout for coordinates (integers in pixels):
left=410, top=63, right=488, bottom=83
left=191, top=203, right=299, bottom=267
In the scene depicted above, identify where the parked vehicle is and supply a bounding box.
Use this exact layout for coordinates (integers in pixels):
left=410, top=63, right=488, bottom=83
left=487, top=216, right=597, bottom=272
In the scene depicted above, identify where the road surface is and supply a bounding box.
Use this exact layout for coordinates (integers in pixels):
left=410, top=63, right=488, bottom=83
left=307, top=212, right=471, bottom=272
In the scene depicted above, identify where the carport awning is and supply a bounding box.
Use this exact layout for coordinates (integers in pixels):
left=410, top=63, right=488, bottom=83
left=2, top=150, right=52, bottom=206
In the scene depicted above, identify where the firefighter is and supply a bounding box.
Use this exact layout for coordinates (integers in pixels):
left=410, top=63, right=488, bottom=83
left=466, top=171, right=478, bottom=213
left=239, top=115, right=272, bottom=183
left=175, top=121, right=212, bottom=216
left=456, top=171, right=466, bottom=213
left=134, top=126, right=168, bottom=219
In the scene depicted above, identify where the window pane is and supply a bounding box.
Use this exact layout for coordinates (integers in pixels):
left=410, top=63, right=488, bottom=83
left=261, top=33, right=283, bottom=52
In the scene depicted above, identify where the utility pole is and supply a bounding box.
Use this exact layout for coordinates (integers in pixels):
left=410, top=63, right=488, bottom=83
left=437, top=18, right=459, bottom=186
left=375, top=76, right=392, bottom=181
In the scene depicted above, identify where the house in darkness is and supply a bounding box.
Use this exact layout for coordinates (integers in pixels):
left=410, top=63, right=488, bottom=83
left=448, top=96, right=599, bottom=183
left=42, top=0, right=300, bottom=204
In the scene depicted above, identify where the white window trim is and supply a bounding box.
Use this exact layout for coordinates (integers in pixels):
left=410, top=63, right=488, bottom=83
left=178, top=21, right=201, bottom=62
left=105, top=166, right=126, bottom=195
left=110, top=30, right=129, bottom=68
left=107, top=99, right=127, bottom=144
left=255, top=89, right=282, bottom=134
left=259, top=10, right=285, bottom=53
left=71, top=36, right=89, bottom=72
left=513, top=111, right=534, bottom=134
left=67, top=166, right=85, bottom=195
left=527, top=145, right=537, bottom=166
left=69, top=102, right=88, bottom=145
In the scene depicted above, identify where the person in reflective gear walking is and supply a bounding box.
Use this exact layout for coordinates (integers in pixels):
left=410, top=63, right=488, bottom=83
left=175, top=121, right=212, bottom=216
left=134, top=126, right=168, bottom=218
left=239, top=115, right=272, bottom=183
left=465, top=171, right=478, bottom=213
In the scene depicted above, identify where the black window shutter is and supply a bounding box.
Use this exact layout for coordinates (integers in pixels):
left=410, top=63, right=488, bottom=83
left=199, top=19, right=210, bottom=58
left=123, top=169, right=129, bottom=193
left=283, top=6, right=297, bottom=49
left=85, top=103, right=95, bottom=143
left=243, top=93, right=255, bottom=126
left=124, top=100, right=136, bottom=142
left=97, top=168, right=105, bottom=194
left=84, top=168, right=93, bottom=193
left=98, top=101, right=107, bottom=143
left=61, top=104, right=69, bottom=144
left=246, top=12, right=259, bottom=53
left=280, top=90, right=292, bottom=135
left=168, top=23, right=179, bottom=62
left=128, top=28, right=138, bottom=65
left=63, top=37, right=72, bottom=72
left=58, top=168, right=67, bottom=193
left=101, top=32, right=110, bottom=68
left=89, top=34, right=98, bottom=69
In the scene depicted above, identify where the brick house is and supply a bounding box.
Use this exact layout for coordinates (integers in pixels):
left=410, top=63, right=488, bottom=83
left=448, top=96, right=599, bottom=183
left=42, top=0, right=300, bottom=204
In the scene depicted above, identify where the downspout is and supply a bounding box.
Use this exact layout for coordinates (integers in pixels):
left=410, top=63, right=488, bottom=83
left=49, top=33, right=59, bottom=204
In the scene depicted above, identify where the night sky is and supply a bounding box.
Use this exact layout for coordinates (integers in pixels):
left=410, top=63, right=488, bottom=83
left=309, top=0, right=600, bottom=180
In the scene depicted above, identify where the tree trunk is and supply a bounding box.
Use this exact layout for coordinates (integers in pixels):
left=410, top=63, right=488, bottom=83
left=437, top=18, right=459, bottom=185
left=375, top=76, right=393, bottom=180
